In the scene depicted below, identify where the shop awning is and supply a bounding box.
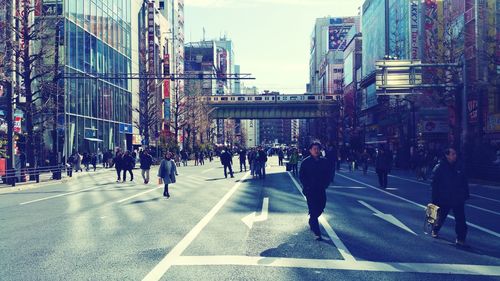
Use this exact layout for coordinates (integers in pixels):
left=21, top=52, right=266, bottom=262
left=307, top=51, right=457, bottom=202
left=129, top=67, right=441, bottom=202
left=84, top=137, right=103, bottom=142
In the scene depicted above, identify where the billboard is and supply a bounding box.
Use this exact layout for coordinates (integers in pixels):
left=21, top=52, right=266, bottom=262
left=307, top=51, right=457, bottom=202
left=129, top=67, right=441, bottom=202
left=328, top=24, right=352, bottom=50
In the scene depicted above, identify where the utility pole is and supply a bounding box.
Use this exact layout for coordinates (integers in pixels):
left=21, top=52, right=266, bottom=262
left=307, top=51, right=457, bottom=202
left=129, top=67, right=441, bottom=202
left=52, top=12, right=62, bottom=179
left=4, top=0, right=15, bottom=186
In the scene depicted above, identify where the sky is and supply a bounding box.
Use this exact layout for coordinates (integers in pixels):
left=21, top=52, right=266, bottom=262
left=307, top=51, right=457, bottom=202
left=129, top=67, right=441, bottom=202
left=184, top=0, right=364, bottom=94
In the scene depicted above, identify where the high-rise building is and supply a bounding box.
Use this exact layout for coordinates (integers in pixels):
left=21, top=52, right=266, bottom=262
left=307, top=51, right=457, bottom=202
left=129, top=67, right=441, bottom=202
left=309, top=16, right=358, bottom=95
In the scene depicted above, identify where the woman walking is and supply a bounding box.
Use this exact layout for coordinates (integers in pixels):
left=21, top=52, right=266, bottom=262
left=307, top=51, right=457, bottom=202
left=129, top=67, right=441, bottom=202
left=158, top=152, right=178, bottom=198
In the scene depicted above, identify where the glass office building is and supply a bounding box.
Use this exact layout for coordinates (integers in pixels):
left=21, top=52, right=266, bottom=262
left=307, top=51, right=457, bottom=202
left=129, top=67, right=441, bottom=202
left=64, top=0, right=132, bottom=155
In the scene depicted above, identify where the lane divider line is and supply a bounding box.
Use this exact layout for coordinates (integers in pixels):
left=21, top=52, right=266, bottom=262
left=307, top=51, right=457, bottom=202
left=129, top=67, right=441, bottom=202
left=115, top=187, right=162, bottom=204
left=20, top=185, right=105, bottom=205
left=337, top=172, right=500, bottom=238
left=142, top=172, right=251, bottom=281
left=287, top=172, right=356, bottom=262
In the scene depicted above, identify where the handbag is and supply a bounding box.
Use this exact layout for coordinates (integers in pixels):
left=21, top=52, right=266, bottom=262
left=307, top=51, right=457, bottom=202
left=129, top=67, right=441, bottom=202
left=424, top=203, right=440, bottom=234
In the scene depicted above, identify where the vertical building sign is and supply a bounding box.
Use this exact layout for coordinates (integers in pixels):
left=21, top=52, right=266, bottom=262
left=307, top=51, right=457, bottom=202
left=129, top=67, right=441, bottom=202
left=147, top=1, right=155, bottom=77
left=410, top=0, right=419, bottom=59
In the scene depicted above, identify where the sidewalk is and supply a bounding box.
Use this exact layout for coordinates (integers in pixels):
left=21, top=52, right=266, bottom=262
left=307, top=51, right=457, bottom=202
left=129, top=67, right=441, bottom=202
left=0, top=166, right=116, bottom=194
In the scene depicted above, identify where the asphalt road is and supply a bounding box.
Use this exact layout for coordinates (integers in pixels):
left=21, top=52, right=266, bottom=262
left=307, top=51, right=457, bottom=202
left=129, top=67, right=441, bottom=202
left=1, top=157, right=499, bottom=281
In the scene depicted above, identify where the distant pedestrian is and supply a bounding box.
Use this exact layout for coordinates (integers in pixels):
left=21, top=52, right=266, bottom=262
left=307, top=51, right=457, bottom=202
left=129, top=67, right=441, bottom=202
left=199, top=151, right=205, bottom=165
left=220, top=149, right=234, bottom=178
left=289, top=149, right=299, bottom=176
left=256, top=147, right=268, bottom=179
left=248, top=149, right=257, bottom=176
left=158, top=152, right=178, bottom=198
left=375, top=147, right=392, bottom=189
left=360, top=149, right=370, bottom=175
left=194, top=151, right=200, bottom=166
left=431, top=148, right=469, bottom=246
left=114, top=152, right=123, bottom=182
left=181, top=150, right=188, bottom=166
left=299, top=142, right=332, bottom=240
left=140, top=150, right=153, bottom=184
left=82, top=152, right=90, bottom=171
left=278, top=149, right=284, bottom=166
left=90, top=153, right=97, bottom=171
left=122, top=151, right=135, bottom=182
left=239, top=149, right=247, bottom=172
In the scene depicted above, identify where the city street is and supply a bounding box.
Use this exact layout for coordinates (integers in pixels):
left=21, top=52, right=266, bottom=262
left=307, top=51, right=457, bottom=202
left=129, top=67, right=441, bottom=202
left=1, top=157, right=499, bottom=281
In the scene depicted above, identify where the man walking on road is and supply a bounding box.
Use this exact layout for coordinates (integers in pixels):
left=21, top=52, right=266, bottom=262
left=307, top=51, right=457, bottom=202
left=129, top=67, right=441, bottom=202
left=256, top=147, right=268, bottom=179
left=299, top=142, right=332, bottom=240
left=431, top=148, right=470, bottom=246
left=122, top=151, right=135, bottom=182
left=220, top=149, right=234, bottom=178
left=239, top=149, right=247, bottom=172
left=375, top=147, right=392, bottom=189
left=140, top=150, right=153, bottom=184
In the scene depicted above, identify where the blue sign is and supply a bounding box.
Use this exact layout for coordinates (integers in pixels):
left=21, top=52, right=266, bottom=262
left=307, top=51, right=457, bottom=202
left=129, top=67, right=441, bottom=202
left=119, top=123, right=133, bottom=134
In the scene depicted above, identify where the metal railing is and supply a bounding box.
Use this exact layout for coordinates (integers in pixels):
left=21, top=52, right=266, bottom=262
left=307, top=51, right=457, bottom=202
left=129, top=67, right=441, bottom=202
left=1, top=164, right=67, bottom=186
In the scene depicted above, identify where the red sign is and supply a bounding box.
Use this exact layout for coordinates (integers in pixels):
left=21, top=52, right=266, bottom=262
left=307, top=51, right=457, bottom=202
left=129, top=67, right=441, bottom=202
left=14, top=117, right=22, bottom=133
left=163, top=79, right=170, bottom=99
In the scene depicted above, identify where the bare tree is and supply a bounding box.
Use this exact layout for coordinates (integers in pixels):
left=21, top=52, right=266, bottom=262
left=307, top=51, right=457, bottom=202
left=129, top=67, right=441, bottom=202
left=9, top=1, right=60, bottom=169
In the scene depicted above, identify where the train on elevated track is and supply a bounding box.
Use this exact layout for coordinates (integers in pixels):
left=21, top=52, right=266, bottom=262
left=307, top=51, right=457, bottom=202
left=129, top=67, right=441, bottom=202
left=203, top=94, right=339, bottom=104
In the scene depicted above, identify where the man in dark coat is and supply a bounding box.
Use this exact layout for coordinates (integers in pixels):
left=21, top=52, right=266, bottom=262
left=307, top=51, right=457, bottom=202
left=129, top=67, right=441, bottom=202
left=114, top=152, right=123, bottom=182
left=375, top=148, right=392, bottom=188
left=431, top=148, right=469, bottom=246
left=122, top=151, right=135, bottom=182
left=140, top=150, right=153, bottom=184
left=256, top=147, right=268, bottom=179
left=220, top=149, right=234, bottom=178
left=299, top=142, right=332, bottom=240
left=238, top=149, right=247, bottom=172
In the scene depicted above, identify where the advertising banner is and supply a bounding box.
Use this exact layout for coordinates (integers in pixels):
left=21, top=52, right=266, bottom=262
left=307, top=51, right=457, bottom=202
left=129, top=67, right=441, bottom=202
left=410, top=0, right=419, bottom=59
left=328, top=25, right=351, bottom=50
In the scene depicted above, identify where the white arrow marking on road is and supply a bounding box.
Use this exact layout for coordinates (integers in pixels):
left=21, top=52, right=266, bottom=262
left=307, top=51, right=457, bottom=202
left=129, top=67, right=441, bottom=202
left=358, top=200, right=417, bottom=235
left=242, top=197, right=269, bottom=229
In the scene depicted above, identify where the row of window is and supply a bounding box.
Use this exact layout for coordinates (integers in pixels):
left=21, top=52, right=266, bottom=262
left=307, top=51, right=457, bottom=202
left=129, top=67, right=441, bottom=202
left=66, top=20, right=131, bottom=89
left=66, top=0, right=131, bottom=56
left=67, top=115, right=127, bottom=154
left=66, top=68, right=132, bottom=124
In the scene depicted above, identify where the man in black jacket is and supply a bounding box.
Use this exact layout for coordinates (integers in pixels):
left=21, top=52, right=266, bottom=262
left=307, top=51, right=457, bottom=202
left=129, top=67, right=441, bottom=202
left=140, top=150, right=153, bottom=184
left=375, top=147, right=392, bottom=189
left=431, top=148, right=470, bottom=246
left=299, top=142, right=332, bottom=240
left=220, top=149, right=234, bottom=178
left=239, top=149, right=247, bottom=172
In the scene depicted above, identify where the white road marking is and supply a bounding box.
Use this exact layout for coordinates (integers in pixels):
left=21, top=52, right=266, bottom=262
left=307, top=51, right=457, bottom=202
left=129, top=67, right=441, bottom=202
left=142, top=172, right=251, bottom=281
left=369, top=170, right=500, bottom=204
left=471, top=194, right=500, bottom=204
left=329, top=186, right=366, bottom=189
left=115, top=187, right=162, bottom=204
left=242, top=197, right=269, bottom=229
left=174, top=255, right=500, bottom=276
left=467, top=204, right=500, bottom=216
left=287, top=172, right=355, bottom=262
left=19, top=185, right=105, bottom=205
left=358, top=200, right=417, bottom=235
left=338, top=173, right=500, bottom=238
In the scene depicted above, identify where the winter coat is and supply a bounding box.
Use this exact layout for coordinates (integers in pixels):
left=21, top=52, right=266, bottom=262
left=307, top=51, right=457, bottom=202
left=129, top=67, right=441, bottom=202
left=220, top=152, right=233, bottom=166
left=289, top=153, right=299, bottom=165
left=158, top=159, right=177, bottom=184
left=122, top=155, right=135, bottom=170
left=140, top=154, right=153, bottom=170
left=256, top=151, right=268, bottom=163
left=375, top=151, right=392, bottom=172
left=431, top=160, right=470, bottom=207
left=113, top=155, right=123, bottom=170
left=299, top=156, right=331, bottom=195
